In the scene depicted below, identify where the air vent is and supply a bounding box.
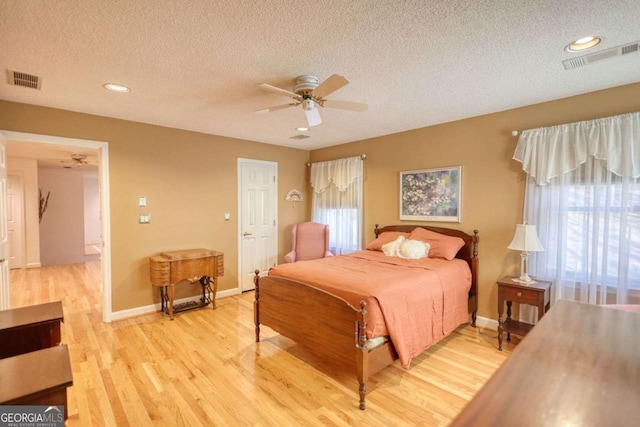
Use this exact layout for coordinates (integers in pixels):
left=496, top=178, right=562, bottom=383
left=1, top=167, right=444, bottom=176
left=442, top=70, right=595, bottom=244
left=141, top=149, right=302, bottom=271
left=563, top=41, right=640, bottom=70
left=6, top=70, right=42, bottom=89
left=289, top=134, right=310, bottom=140
left=621, top=43, right=639, bottom=55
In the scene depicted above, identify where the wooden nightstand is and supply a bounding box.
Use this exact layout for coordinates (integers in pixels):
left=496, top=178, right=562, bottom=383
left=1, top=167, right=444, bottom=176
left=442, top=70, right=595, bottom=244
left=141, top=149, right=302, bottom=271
left=497, top=276, right=552, bottom=351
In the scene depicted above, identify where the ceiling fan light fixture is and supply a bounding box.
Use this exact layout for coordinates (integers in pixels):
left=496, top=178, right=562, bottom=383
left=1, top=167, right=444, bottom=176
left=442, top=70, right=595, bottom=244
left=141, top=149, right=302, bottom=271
left=103, top=83, right=131, bottom=93
left=302, top=99, right=315, bottom=111
left=296, top=127, right=309, bottom=132
left=305, top=106, right=322, bottom=127
left=566, top=36, right=602, bottom=52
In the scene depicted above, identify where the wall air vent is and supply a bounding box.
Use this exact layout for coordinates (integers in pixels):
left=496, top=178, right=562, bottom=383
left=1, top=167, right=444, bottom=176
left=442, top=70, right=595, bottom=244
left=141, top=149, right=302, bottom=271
left=289, top=134, right=310, bottom=140
left=563, top=41, right=640, bottom=70
left=6, top=69, right=42, bottom=89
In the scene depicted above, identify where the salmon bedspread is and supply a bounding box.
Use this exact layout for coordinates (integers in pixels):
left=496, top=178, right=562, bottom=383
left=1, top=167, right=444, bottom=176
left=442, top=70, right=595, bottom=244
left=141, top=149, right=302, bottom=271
left=267, top=250, right=472, bottom=368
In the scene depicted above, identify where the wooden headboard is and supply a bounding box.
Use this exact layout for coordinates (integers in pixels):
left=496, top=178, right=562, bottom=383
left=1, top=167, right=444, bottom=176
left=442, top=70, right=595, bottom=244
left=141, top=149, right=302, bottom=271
left=374, top=224, right=479, bottom=323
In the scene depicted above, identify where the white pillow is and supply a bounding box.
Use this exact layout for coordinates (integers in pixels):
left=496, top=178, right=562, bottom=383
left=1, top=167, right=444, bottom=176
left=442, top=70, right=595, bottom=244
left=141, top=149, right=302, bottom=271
left=382, top=235, right=406, bottom=257
left=398, top=239, right=430, bottom=259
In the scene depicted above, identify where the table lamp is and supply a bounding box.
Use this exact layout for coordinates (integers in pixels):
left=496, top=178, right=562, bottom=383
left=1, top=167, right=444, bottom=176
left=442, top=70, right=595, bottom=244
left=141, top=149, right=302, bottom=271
left=507, top=223, right=544, bottom=283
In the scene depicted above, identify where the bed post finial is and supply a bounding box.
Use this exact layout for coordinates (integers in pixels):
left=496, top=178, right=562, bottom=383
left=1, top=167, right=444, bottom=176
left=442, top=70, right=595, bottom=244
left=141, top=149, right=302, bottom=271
left=473, top=229, right=479, bottom=259
left=374, top=224, right=380, bottom=238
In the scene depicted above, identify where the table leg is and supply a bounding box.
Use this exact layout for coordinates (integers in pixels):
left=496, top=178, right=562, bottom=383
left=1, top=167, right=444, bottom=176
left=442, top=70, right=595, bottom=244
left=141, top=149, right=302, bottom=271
left=169, top=283, right=175, bottom=320
left=498, top=314, right=504, bottom=351
left=506, top=301, right=512, bottom=341
left=498, top=297, right=504, bottom=351
left=212, top=277, right=218, bottom=309
left=538, top=302, right=545, bottom=321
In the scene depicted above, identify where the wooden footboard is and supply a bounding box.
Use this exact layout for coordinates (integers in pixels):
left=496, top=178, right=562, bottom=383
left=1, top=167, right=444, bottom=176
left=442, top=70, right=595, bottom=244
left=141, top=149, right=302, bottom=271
left=254, top=272, right=396, bottom=410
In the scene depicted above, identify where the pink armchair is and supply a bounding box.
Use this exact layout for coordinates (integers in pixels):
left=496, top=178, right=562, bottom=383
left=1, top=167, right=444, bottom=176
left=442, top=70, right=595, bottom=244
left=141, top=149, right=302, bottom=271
left=284, top=222, right=334, bottom=263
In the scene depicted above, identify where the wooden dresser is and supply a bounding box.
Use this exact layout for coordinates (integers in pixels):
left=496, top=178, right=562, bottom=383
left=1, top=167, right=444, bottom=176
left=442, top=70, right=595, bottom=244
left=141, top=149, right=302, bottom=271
left=150, top=249, right=224, bottom=319
left=450, top=300, right=640, bottom=426
left=0, top=345, right=73, bottom=419
left=0, top=301, right=63, bottom=359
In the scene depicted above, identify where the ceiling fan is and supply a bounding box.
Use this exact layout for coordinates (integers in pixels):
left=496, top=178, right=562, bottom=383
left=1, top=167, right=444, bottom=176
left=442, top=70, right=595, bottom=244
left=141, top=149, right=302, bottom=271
left=60, top=153, right=95, bottom=167
left=255, top=74, right=368, bottom=127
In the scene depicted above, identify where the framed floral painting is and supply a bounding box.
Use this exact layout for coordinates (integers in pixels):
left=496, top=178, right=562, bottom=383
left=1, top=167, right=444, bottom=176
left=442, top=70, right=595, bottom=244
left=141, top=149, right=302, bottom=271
left=400, top=166, right=462, bottom=222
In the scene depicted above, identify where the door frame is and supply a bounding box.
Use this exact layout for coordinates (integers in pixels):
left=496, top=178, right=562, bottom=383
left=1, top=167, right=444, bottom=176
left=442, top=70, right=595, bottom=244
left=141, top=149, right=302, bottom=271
left=237, top=158, right=278, bottom=292
left=7, top=172, right=25, bottom=269
left=0, top=130, right=113, bottom=322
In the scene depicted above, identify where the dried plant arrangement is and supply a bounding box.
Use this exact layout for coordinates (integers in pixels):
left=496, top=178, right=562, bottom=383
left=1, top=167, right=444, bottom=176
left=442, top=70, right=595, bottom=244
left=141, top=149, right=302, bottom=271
left=39, top=188, right=50, bottom=223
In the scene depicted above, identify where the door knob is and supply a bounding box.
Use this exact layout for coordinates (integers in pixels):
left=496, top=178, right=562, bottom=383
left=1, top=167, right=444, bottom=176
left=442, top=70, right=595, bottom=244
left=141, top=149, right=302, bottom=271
left=243, top=232, right=252, bottom=236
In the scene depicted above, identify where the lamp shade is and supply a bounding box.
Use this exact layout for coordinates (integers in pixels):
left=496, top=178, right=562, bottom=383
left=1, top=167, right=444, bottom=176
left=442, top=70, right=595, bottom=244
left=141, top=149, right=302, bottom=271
left=507, top=224, right=544, bottom=252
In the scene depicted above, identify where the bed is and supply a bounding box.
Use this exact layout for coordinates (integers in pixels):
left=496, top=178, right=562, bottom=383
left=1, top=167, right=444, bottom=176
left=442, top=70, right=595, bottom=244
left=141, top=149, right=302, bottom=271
left=253, top=224, right=479, bottom=409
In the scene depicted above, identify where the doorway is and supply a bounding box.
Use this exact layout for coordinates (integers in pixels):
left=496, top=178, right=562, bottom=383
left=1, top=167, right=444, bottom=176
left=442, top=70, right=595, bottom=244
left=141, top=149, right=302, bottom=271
left=0, top=130, right=113, bottom=322
left=237, top=158, right=278, bottom=292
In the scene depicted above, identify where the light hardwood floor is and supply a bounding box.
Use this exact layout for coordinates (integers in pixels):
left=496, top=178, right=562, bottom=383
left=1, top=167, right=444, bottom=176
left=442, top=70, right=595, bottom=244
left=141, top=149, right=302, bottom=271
left=9, top=262, right=515, bottom=426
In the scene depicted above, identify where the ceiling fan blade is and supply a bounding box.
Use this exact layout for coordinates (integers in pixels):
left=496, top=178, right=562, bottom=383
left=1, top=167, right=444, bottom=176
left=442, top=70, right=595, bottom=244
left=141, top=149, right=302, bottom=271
left=305, top=107, right=322, bottom=127
left=257, top=83, right=300, bottom=100
left=322, top=99, right=369, bottom=112
left=312, top=74, right=349, bottom=99
left=254, top=103, right=298, bottom=114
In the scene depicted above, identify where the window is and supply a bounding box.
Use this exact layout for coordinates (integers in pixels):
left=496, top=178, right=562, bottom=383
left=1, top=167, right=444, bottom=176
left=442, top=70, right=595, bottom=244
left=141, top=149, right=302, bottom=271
left=528, top=166, right=640, bottom=304
left=515, top=112, right=640, bottom=305
left=310, top=156, right=363, bottom=256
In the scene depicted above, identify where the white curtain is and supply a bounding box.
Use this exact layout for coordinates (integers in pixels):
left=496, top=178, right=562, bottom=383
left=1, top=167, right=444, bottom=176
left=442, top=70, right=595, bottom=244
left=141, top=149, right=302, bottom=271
left=310, top=156, right=363, bottom=255
left=515, top=112, right=640, bottom=306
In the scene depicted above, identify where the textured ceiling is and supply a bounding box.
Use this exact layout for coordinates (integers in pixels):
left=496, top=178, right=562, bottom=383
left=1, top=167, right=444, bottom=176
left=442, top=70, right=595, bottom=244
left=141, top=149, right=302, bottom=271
left=1, top=0, right=639, bottom=150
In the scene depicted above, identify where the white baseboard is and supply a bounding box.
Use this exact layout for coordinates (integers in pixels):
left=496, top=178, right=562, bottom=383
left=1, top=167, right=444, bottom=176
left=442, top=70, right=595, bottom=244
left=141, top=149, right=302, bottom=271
left=111, top=287, right=242, bottom=321
left=475, top=315, right=499, bottom=331
left=26, top=262, right=42, bottom=269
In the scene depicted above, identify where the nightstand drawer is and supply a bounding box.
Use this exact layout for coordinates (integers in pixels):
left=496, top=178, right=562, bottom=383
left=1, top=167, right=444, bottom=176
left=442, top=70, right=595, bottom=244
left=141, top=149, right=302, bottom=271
left=502, top=286, right=539, bottom=305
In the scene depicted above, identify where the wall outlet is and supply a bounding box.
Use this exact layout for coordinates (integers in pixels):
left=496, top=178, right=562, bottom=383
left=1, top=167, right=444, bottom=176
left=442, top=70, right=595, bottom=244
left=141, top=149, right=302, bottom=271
left=224, top=212, right=231, bottom=221
left=139, top=214, right=151, bottom=224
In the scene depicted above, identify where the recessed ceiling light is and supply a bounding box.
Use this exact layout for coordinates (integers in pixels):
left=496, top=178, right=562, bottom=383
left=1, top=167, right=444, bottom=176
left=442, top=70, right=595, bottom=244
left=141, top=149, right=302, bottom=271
left=296, top=127, right=309, bottom=132
left=566, top=36, right=602, bottom=52
left=103, top=83, right=130, bottom=93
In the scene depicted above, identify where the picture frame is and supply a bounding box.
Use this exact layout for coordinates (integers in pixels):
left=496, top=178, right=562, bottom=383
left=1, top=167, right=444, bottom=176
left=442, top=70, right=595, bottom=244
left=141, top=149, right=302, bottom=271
left=400, top=166, right=462, bottom=222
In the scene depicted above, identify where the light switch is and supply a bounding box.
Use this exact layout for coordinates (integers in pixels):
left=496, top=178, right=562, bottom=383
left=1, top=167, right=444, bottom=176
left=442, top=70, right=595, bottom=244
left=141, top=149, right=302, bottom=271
left=139, top=214, right=151, bottom=224
left=138, top=196, right=147, bottom=207
left=224, top=212, right=231, bottom=221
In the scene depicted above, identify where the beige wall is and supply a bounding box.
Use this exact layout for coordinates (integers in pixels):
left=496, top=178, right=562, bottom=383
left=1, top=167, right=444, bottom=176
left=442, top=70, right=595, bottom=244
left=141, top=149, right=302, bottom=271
left=0, top=101, right=310, bottom=313
left=310, top=82, right=640, bottom=321
left=2, top=82, right=639, bottom=320
left=38, top=167, right=86, bottom=265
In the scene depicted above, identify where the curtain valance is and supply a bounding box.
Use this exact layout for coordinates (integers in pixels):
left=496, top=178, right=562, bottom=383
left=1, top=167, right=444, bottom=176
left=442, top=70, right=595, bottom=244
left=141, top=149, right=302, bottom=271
left=513, top=112, right=640, bottom=185
left=310, top=156, right=363, bottom=193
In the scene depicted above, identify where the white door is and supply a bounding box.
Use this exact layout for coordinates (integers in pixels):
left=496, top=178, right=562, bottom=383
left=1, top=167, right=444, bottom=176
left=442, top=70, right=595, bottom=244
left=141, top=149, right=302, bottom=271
left=7, top=173, right=25, bottom=269
left=238, top=159, right=277, bottom=292
left=0, top=134, right=10, bottom=309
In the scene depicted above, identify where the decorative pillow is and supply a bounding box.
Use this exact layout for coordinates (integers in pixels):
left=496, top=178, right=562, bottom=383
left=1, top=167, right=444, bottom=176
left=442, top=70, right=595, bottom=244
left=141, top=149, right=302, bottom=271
left=366, top=231, right=410, bottom=251
left=409, top=228, right=465, bottom=260
left=398, top=239, right=430, bottom=259
left=382, top=235, right=406, bottom=257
